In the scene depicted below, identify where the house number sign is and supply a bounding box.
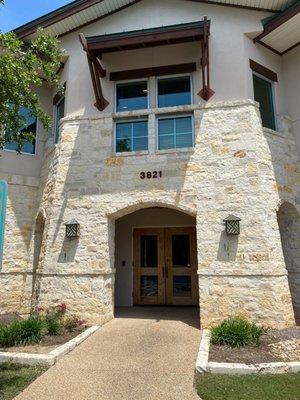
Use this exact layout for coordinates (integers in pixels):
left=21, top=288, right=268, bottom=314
left=140, top=171, right=162, bottom=179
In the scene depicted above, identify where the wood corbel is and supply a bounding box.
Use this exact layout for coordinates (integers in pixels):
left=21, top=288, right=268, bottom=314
left=79, top=33, right=109, bottom=111
left=198, top=16, right=215, bottom=101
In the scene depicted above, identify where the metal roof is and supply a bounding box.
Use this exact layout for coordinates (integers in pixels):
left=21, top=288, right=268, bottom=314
left=14, top=0, right=295, bottom=40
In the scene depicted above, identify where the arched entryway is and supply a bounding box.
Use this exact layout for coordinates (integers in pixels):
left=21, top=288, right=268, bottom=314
left=114, top=206, right=198, bottom=308
left=277, top=202, right=300, bottom=325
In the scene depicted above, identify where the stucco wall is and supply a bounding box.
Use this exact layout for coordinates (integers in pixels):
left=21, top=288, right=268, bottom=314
left=59, top=0, right=281, bottom=116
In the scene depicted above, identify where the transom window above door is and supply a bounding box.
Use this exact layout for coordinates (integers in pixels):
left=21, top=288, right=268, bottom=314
left=157, top=76, right=192, bottom=108
left=116, top=81, right=148, bottom=112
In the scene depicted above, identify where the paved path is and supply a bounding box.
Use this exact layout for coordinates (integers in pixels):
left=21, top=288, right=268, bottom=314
left=16, top=307, right=201, bottom=400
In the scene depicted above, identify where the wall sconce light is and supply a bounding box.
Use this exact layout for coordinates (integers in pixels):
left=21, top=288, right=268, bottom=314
left=65, top=219, right=80, bottom=238
left=224, top=215, right=241, bottom=235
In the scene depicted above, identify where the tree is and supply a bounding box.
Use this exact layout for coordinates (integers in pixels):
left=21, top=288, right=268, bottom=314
left=0, top=4, right=63, bottom=152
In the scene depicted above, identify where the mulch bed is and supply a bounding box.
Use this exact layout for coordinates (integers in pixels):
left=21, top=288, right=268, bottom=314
left=209, top=327, right=300, bottom=364
left=0, top=313, right=87, bottom=354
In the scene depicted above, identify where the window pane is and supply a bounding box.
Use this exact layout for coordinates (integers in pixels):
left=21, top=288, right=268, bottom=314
left=253, top=75, right=275, bottom=130
left=116, top=81, right=148, bottom=112
left=158, top=116, right=193, bottom=150
left=158, top=76, right=191, bottom=108
left=141, top=276, right=158, bottom=297
left=54, top=97, right=65, bottom=144
left=132, top=121, right=148, bottom=138
left=5, top=107, right=37, bottom=154
left=173, top=276, right=191, bottom=297
left=116, top=122, right=131, bottom=139
left=175, top=116, right=192, bottom=134
left=172, top=234, right=191, bottom=267
left=140, top=235, right=158, bottom=268
left=116, top=121, right=148, bottom=152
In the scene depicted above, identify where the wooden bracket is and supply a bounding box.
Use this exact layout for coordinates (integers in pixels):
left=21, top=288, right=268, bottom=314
left=79, top=33, right=109, bottom=111
left=198, top=17, right=215, bottom=101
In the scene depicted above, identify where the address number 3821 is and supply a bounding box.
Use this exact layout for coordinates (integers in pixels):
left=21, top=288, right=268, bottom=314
left=140, top=171, right=162, bottom=179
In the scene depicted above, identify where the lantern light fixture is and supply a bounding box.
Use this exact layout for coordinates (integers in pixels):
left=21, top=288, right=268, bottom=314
left=224, top=215, right=241, bottom=236
left=65, top=218, right=80, bottom=238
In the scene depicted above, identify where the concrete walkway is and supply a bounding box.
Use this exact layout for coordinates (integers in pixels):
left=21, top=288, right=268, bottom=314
left=16, top=307, right=201, bottom=400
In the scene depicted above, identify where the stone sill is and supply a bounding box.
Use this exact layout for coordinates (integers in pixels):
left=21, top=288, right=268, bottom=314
left=196, top=329, right=300, bottom=375
left=61, top=99, right=260, bottom=123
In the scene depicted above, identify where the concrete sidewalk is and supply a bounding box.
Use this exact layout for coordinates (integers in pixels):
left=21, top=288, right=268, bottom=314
left=16, top=307, right=201, bottom=400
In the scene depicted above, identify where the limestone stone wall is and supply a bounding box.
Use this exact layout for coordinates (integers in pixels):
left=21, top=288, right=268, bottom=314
left=0, top=173, right=39, bottom=315
left=1, top=100, right=299, bottom=328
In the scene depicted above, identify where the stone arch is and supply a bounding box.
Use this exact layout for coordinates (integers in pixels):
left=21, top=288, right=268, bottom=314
left=108, top=199, right=197, bottom=220
left=277, top=202, right=300, bottom=325
left=31, top=211, right=46, bottom=309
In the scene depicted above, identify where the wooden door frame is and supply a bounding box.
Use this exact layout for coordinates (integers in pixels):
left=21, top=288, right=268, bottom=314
left=133, top=226, right=198, bottom=306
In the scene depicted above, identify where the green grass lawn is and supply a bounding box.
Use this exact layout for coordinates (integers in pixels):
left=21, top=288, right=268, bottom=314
left=0, top=363, right=46, bottom=400
left=196, top=373, right=300, bottom=400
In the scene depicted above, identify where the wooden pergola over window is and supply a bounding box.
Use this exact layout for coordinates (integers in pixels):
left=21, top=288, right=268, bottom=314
left=79, top=18, right=214, bottom=111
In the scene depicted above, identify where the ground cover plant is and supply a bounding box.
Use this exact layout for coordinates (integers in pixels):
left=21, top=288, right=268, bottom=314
left=195, top=373, right=300, bottom=400
left=211, top=316, right=264, bottom=348
left=0, top=363, right=46, bottom=400
left=0, top=303, right=86, bottom=348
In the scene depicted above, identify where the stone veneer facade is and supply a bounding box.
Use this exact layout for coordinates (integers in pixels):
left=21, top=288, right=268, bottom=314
left=1, top=100, right=300, bottom=328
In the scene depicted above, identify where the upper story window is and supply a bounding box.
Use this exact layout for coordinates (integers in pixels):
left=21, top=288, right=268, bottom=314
left=157, top=116, right=194, bottom=150
left=157, top=76, right=192, bottom=108
left=116, top=120, right=148, bottom=153
left=54, top=96, right=65, bottom=144
left=4, top=107, right=37, bottom=155
left=0, top=180, right=8, bottom=270
left=253, top=74, right=276, bottom=130
left=116, top=81, right=148, bottom=112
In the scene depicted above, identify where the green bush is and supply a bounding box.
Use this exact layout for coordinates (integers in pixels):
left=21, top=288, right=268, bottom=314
left=44, top=311, right=61, bottom=336
left=0, top=315, right=45, bottom=347
left=211, top=316, right=264, bottom=348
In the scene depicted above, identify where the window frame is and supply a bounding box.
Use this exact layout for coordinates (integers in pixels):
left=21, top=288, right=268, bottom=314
left=114, top=118, right=149, bottom=154
left=53, top=95, right=65, bottom=145
left=3, top=118, right=39, bottom=156
left=252, top=72, right=277, bottom=131
left=114, top=78, right=150, bottom=113
left=156, top=114, right=195, bottom=151
left=156, top=73, right=193, bottom=109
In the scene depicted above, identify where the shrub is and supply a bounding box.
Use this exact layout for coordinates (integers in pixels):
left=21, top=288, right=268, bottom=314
left=64, top=315, right=80, bottom=332
left=211, top=316, right=264, bottom=348
left=44, top=310, right=62, bottom=336
left=0, top=315, right=45, bottom=347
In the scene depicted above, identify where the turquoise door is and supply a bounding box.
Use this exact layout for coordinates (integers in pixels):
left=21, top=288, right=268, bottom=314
left=0, top=180, right=8, bottom=268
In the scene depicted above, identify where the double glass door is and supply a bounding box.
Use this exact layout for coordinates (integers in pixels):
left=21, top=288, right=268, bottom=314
left=133, top=227, right=198, bottom=305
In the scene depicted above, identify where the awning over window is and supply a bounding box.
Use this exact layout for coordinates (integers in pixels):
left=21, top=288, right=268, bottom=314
left=79, top=19, right=214, bottom=111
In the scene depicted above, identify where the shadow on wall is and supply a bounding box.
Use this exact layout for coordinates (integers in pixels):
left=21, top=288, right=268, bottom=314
left=31, top=212, right=45, bottom=311
left=277, top=202, right=300, bottom=325
left=58, top=236, right=79, bottom=263
left=217, top=231, right=239, bottom=262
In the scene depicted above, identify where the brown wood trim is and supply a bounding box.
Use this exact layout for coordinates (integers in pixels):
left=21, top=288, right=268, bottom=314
left=53, top=82, right=66, bottom=105
left=254, top=3, right=300, bottom=43
left=16, top=0, right=106, bottom=38
left=281, top=41, right=300, bottom=55
left=186, top=0, right=281, bottom=13
left=255, top=40, right=282, bottom=56
left=87, top=27, right=205, bottom=53
left=249, top=59, right=278, bottom=82
left=110, top=63, right=197, bottom=81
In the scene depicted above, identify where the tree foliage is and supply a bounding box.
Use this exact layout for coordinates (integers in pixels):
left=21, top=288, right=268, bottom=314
left=0, top=20, right=63, bottom=151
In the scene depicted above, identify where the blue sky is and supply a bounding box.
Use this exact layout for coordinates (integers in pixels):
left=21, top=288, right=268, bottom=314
left=0, top=0, right=72, bottom=32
